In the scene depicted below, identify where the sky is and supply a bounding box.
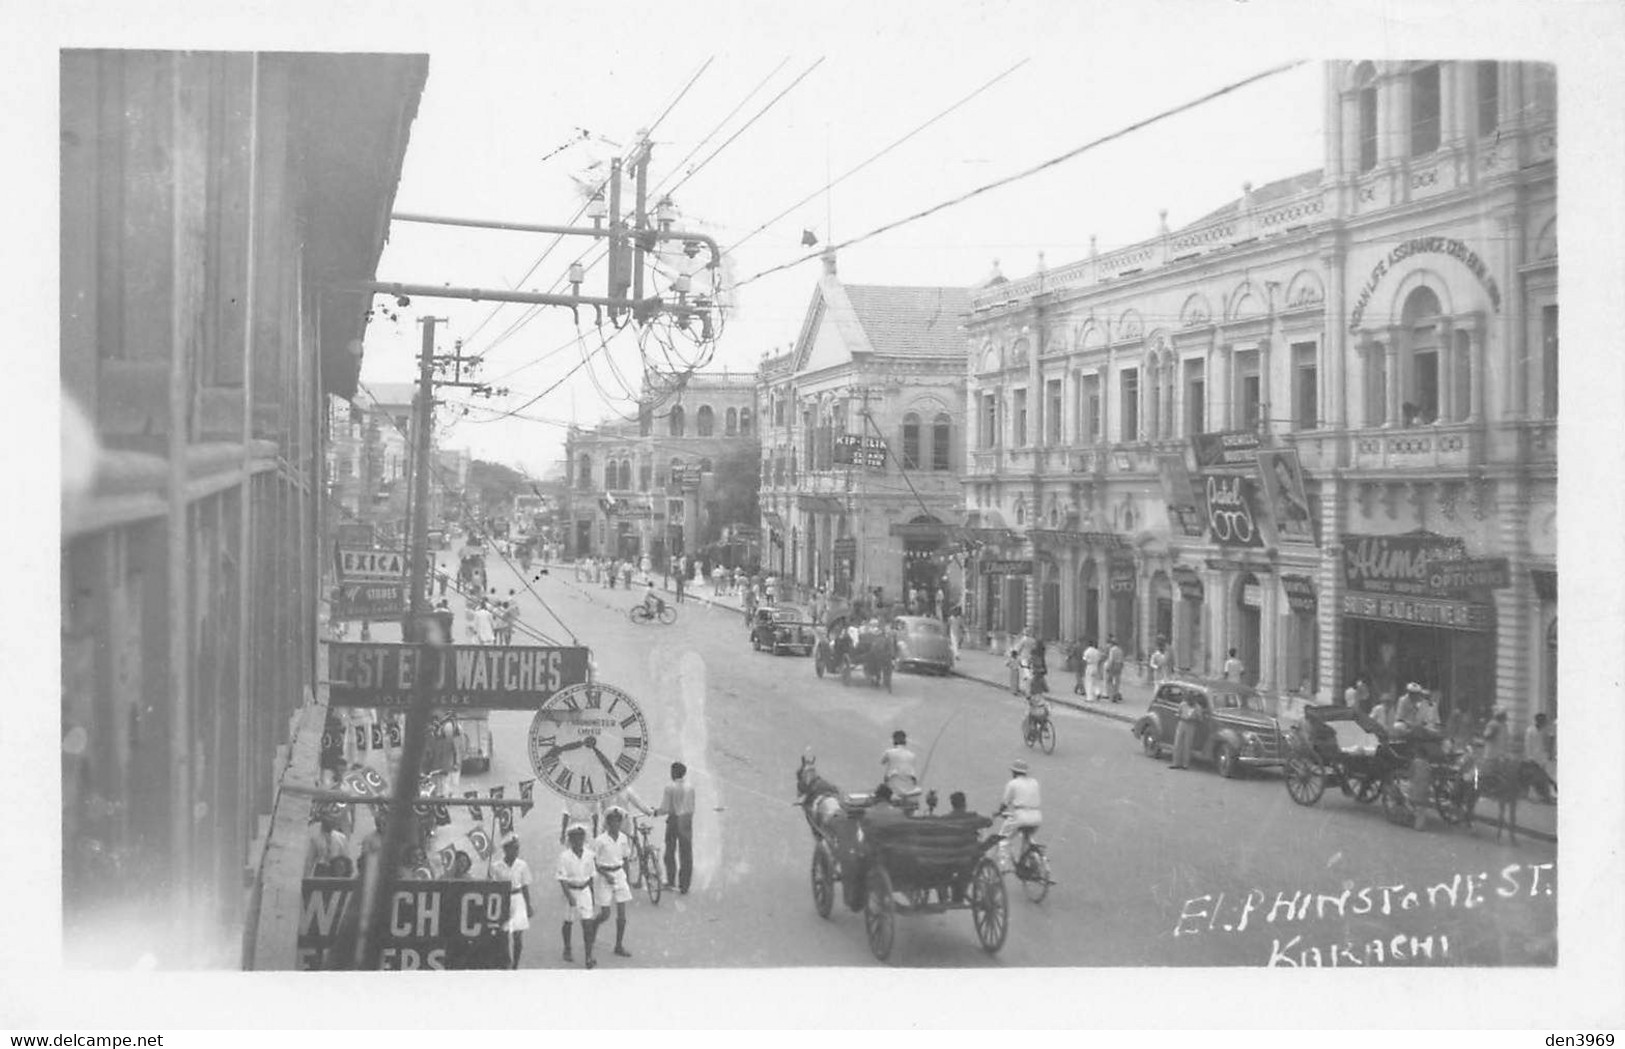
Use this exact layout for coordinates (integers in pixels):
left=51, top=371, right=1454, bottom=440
left=356, top=7, right=1336, bottom=477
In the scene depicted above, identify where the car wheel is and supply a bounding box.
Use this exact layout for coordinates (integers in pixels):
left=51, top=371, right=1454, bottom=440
left=1216, top=743, right=1238, bottom=779
left=1140, top=727, right=1161, bottom=759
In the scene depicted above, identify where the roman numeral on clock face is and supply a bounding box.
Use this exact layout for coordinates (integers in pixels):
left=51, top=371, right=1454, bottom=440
left=561, top=694, right=580, bottom=711
left=622, top=736, right=644, bottom=751
left=554, top=767, right=574, bottom=791
left=580, top=775, right=595, bottom=797
left=615, top=752, right=638, bottom=774
left=586, top=689, right=602, bottom=709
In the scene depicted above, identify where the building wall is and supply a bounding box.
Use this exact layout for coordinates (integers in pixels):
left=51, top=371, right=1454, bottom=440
left=963, top=60, right=1556, bottom=735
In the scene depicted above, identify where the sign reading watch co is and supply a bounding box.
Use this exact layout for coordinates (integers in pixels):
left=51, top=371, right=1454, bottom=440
left=327, top=642, right=591, bottom=709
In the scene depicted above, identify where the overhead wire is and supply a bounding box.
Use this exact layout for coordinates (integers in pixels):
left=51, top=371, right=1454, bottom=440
left=662, top=57, right=826, bottom=198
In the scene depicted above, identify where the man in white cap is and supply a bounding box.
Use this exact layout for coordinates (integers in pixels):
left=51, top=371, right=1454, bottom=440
left=556, top=823, right=598, bottom=968
left=489, top=832, right=532, bottom=969
left=995, top=758, right=1043, bottom=872
left=592, top=807, right=636, bottom=958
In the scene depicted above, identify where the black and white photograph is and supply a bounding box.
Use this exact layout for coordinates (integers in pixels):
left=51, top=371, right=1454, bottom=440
left=8, top=0, right=1625, bottom=1036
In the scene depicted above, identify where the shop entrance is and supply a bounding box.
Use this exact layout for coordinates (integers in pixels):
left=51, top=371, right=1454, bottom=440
left=1341, top=618, right=1495, bottom=727
left=1109, top=559, right=1137, bottom=653
left=1175, top=571, right=1204, bottom=674
left=574, top=519, right=592, bottom=557
left=1150, top=571, right=1174, bottom=647
left=1039, top=560, right=1061, bottom=641
left=1234, top=573, right=1262, bottom=686
left=1006, top=576, right=1029, bottom=635
left=1079, top=560, right=1101, bottom=645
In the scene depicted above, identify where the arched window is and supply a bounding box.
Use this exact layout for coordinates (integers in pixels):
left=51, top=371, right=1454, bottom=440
left=739, top=408, right=752, bottom=436
left=1014, top=497, right=1027, bottom=527
left=1401, top=286, right=1444, bottom=426
left=901, top=412, right=921, bottom=469
left=604, top=460, right=616, bottom=489
left=578, top=454, right=592, bottom=490
left=618, top=459, right=631, bottom=491
left=669, top=406, right=685, bottom=437
left=696, top=405, right=715, bottom=436
left=932, top=413, right=952, bottom=471
left=725, top=408, right=738, bottom=436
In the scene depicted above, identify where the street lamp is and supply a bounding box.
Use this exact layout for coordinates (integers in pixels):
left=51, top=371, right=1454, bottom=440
left=587, top=192, right=607, bottom=228
left=656, top=196, right=677, bottom=232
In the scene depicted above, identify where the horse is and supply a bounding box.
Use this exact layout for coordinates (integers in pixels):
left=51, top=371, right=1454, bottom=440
left=1474, top=755, right=1550, bottom=845
left=795, top=754, right=845, bottom=837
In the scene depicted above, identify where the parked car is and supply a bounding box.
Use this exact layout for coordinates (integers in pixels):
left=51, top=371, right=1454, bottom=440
left=1132, top=678, right=1287, bottom=777
left=890, top=615, right=954, bottom=675
left=750, top=605, right=816, bottom=656
left=443, top=709, right=492, bottom=774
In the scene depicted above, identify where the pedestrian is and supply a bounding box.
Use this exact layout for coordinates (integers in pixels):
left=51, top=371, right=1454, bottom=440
left=426, top=719, right=460, bottom=794
left=674, top=569, right=686, bottom=604
left=1081, top=638, right=1102, bottom=701
left=1222, top=647, right=1244, bottom=682
left=1370, top=692, right=1396, bottom=733
left=472, top=601, right=496, bottom=645
left=1481, top=709, right=1511, bottom=761
left=499, top=591, right=520, bottom=644
left=591, top=807, right=636, bottom=959
left=1104, top=636, right=1125, bottom=703
left=654, top=761, right=695, bottom=894
left=490, top=833, right=533, bottom=969
left=1170, top=690, right=1204, bottom=769
left=1522, top=712, right=1556, bottom=803
left=948, top=605, right=964, bottom=656
left=1343, top=675, right=1370, bottom=710
left=305, top=814, right=350, bottom=877
left=1150, top=638, right=1171, bottom=684
left=555, top=824, right=598, bottom=968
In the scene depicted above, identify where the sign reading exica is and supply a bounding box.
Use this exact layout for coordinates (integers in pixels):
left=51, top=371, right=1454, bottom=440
left=336, top=546, right=406, bottom=582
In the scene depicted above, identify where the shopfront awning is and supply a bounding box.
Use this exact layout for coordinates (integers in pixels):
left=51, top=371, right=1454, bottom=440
left=799, top=494, right=845, bottom=514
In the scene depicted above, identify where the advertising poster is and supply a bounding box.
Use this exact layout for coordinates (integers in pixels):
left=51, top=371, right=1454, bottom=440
left=1156, top=452, right=1207, bottom=537
left=1256, top=448, right=1316, bottom=544
left=1200, top=473, right=1265, bottom=548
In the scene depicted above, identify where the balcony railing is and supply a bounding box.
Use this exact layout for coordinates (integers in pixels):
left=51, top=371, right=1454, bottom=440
left=1350, top=423, right=1484, bottom=471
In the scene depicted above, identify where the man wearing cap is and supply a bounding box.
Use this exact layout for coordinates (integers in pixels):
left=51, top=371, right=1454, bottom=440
left=995, top=759, right=1042, bottom=872
left=1393, top=683, right=1442, bottom=832
left=654, top=761, right=696, bottom=894
left=592, top=807, right=636, bottom=959
left=490, top=833, right=533, bottom=969
left=556, top=823, right=599, bottom=968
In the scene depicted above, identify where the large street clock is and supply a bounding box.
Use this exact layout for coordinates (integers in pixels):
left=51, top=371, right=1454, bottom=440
left=526, top=681, right=650, bottom=802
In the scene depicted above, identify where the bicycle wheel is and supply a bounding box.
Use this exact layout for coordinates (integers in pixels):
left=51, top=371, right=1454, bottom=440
left=628, top=606, right=648, bottom=625
left=1038, top=719, right=1056, bottom=755
left=1022, top=721, right=1036, bottom=749
left=1019, top=846, right=1051, bottom=904
left=642, top=845, right=662, bottom=905
left=658, top=606, right=677, bottom=625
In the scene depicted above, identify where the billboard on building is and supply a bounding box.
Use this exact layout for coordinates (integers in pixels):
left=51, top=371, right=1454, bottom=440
left=1255, top=448, right=1316, bottom=544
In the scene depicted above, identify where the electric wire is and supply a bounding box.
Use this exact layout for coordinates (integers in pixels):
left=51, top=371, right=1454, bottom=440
left=662, top=57, right=826, bottom=199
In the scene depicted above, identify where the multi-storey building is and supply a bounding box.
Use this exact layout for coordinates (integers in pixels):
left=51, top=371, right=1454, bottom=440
left=563, top=370, right=759, bottom=564
left=59, top=50, right=425, bottom=966
left=757, top=252, right=969, bottom=603
left=963, top=60, right=1556, bottom=733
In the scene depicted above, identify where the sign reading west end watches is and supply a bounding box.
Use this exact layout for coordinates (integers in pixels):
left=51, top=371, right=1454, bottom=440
left=297, top=878, right=510, bottom=970
left=333, top=582, right=407, bottom=620
left=335, top=546, right=407, bottom=582
left=528, top=682, right=650, bottom=802
left=327, top=643, right=591, bottom=709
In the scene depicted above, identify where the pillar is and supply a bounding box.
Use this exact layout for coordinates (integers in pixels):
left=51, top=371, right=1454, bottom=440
left=1497, top=205, right=1525, bottom=419
left=1316, top=481, right=1347, bottom=701
left=1258, top=571, right=1279, bottom=693
left=1492, top=474, right=1532, bottom=724
left=1215, top=344, right=1232, bottom=430
left=1438, top=317, right=1457, bottom=421
left=1466, top=315, right=1486, bottom=422
left=1384, top=330, right=1401, bottom=426
left=1325, top=245, right=1348, bottom=429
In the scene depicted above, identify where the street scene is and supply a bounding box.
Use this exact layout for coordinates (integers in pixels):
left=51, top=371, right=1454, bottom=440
left=50, top=12, right=1603, bottom=1011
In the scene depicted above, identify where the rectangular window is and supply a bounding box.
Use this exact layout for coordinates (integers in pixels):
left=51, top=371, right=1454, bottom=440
left=1412, top=350, right=1440, bottom=424
left=1292, top=342, right=1318, bottom=431
left=1359, top=86, right=1379, bottom=172
left=1542, top=304, right=1558, bottom=417
left=639, top=464, right=651, bottom=491
left=1410, top=63, right=1441, bottom=157
left=1119, top=368, right=1139, bottom=442
left=1013, top=388, right=1028, bottom=447
left=1368, top=347, right=1388, bottom=426
left=932, top=418, right=951, bottom=471
left=1045, top=379, right=1063, bottom=445
left=981, top=393, right=998, bottom=449
left=1185, top=359, right=1205, bottom=436
left=1082, top=374, right=1101, bottom=442
left=902, top=419, right=921, bottom=469
left=1234, top=350, right=1261, bottom=431
left=1477, top=61, right=1499, bottom=136
left=774, top=396, right=785, bottom=427
left=804, top=411, right=816, bottom=470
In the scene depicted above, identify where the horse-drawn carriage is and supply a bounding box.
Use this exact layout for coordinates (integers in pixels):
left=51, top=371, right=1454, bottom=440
left=1283, top=704, right=1479, bottom=829
left=811, top=617, right=894, bottom=690
left=797, top=757, right=1008, bottom=963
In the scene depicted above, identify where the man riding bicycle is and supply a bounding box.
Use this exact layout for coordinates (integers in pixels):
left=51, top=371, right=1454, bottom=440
left=995, top=758, right=1042, bottom=872
left=642, top=579, right=665, bottom=618
left=1023, top=692, right=1051, bottom=741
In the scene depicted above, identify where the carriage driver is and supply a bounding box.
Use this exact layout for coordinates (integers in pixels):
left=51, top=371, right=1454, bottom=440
left=995, top=759, right=1042, bottom=872
left=880, top=730, right=919, bottom=799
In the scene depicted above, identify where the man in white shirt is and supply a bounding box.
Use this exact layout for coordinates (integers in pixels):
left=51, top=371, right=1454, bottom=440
left=555, top=823, right=598, bottom=968
left=472, top=602, right=496, bottom=645
left=592, top=807, right=636, bottom=959
left=490, top=832, right=533, bottom=969
left=997, top=759, right=1042, bottom=872
left=1522, top=712, right=1556, bottom=802
left=879, top=730, right=919, bottom=799
left=1081, top=641, right=1102, bottom=702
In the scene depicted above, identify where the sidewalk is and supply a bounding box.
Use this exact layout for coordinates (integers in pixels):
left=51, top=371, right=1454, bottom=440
left=559, top=564, right=1554, bottom=842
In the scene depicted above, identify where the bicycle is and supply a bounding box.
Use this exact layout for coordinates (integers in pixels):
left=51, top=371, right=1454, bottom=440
left=628, top=602, right=678, bottom=625
left=630, top=818, right=663, bottom=904
left=1022, top=705, right=1056, bottom=754
left=992, top=808, right=1053, bottom=904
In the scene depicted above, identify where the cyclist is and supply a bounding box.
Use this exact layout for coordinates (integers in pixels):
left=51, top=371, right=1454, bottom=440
left=994, top=758, right=1042, bottom=873
left=1023, top=691, right=1051, bottom=742
left=642, top=578, right=665, bottom=619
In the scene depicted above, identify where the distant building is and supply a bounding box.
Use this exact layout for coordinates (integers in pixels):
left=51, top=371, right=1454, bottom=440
left=757, top=250, right=969, bottom=606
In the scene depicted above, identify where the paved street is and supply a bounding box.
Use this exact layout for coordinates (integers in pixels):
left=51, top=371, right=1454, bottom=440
left=416, top=554, right=1558, bottom=968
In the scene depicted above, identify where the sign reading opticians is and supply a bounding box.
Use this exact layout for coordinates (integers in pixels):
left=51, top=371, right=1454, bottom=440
left=1341, top=532, right=1467, bottom=596
left=1348, top=237, right=1502, bottom=332
left=327, top=642, right=591, bottom=709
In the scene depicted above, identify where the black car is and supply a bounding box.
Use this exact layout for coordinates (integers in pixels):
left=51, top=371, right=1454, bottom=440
left=750, top=605, right=816, bottom=656
left=1132, top=678, right=1288, bottom=777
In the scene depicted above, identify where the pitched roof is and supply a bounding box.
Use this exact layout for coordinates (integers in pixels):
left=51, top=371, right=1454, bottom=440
left=841, top=285, right=970, bottom=358
left=1183, top=168, right=1324, bottom=230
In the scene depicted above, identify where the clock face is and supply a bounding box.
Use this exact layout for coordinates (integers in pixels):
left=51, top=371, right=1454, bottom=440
left=527, top=681, right=650, bottom=802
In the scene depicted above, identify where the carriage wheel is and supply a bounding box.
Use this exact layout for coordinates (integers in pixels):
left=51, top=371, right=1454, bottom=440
left=1433, top=768, right=1477, bottom=825
left=1018, top=846, right=1051, bottom=904
left=811, top=843, right=835, bottom=919
left=1349, top=774, right=1381, bottom=804
left=1380, top=771, right=1414, bottom=826
left=864, top=867, right=897, bottom=963
left=1283, top=756, right=1326, bottom=806
left=642, top=847, right=662, bottom=906
left=1038, top=720, right=1056, bottom=755
left=970, top=858, right=1009, bottom=953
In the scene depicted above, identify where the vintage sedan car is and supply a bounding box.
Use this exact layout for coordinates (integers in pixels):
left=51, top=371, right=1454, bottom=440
left=1132, top=678, right=1287, bottom=777
left=889, top=615, right=955, bottom=675
left=750, top=604, right=817, bottom=656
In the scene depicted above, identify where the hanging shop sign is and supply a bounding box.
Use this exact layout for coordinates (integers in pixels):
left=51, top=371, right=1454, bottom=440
left=1025, top=528, right=1132, bottom=549
left=1173, top=567, right=1204, bottom=599
left=982, top=559, right=1034, bottom=575
left=1280, top=574, right=1318, bottom=614
left=1348, top=236, right=1502, bottom=333
left=833, top=536, right=858, bottom=558
left=834, top=433, right=888, bottom=469
left=335, top=546, right=406, bottom=582
left=1201, top=474, right=1265, bottom=548
left=1205, top=557, right=1273, bottom=573
left=1242, top=583, right=1263, bottom=608
left=1256, top=448, right=1317, bottom=545
left=1341, top=591, right=1493, bottom=632
left=297, top=878, right=511, bottom=970
left=327, top=643, right=591, bottom=710
left=1340, top=532, right=1468, bottom=596
left=333, top=581, right=407, bottom=621
left=336, top=523, right=377, bottom=547
left=1156, top=453, right=1208, bottom=537
left=1109, top=559, right=1137, bottom=594
left=1191, top=430, right=1262, bottom=471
